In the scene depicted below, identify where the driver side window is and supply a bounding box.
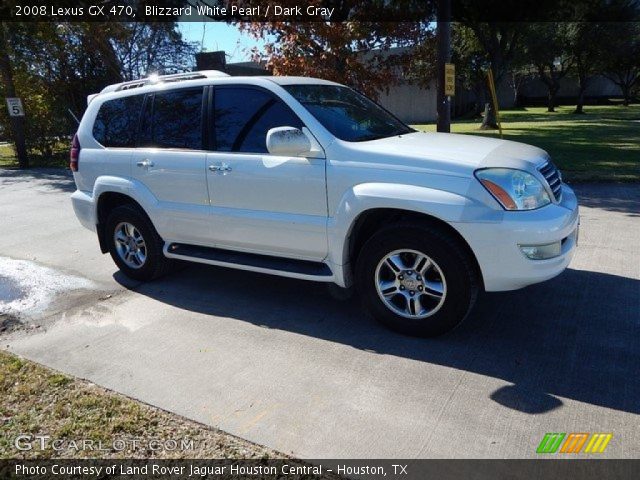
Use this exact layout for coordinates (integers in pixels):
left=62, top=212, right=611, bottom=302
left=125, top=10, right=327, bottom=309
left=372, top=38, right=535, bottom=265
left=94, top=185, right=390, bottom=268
left=214, top=87, right=303, bottom=154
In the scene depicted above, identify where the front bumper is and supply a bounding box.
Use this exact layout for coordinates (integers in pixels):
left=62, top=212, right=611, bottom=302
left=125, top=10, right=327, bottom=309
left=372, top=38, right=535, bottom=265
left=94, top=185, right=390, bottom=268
left=453, top=184, right=579, bottom=292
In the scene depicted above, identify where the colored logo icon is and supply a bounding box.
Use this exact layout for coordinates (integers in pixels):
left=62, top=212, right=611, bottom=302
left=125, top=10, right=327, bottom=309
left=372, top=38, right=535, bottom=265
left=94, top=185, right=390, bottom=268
left=537, top=433, right=612, bottom=454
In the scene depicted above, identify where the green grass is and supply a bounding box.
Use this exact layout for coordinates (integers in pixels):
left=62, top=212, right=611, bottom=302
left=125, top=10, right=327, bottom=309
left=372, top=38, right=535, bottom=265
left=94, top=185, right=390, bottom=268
left=0, top=144, right=15, bottom=167
left=0, top=142, right=68, bottom=169
left=0, top=351, right=280, bottom=459
left=413, top=105, right=640, bottom=182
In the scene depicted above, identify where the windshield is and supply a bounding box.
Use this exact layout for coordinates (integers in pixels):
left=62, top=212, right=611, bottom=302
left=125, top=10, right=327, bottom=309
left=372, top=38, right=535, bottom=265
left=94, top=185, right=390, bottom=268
left=283, top=84, right=414, bottom=142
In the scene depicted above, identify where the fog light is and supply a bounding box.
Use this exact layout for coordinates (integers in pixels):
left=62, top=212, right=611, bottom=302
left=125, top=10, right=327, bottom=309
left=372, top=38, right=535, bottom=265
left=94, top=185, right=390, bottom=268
left=519, top=241, right=562, bottom=260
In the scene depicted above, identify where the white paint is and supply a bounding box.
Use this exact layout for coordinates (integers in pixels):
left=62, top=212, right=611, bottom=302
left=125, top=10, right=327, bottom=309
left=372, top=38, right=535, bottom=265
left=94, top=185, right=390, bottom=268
left=0, top=257, right=93, bottom=317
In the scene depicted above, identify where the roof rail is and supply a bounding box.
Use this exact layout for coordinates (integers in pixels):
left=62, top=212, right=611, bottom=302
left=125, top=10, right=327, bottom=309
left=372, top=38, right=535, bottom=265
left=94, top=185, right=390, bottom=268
left=99, top=70, right=230, bottom=94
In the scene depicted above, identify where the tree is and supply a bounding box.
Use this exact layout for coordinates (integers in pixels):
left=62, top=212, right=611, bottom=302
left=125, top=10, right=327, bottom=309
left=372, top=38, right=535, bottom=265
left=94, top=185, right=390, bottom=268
left=462, top=23, right=524, bottom=127
left=598, top=22, right=640, bottom=106
left=523, top=23, right=573, bottom=112
left=449, top=24, right=489, bottom=117
left=504, top=38, right=532, bottom=109
left=446, top=23, right=524, bottom=127
left=234, top=1, right=434, bottom=99
left=2, top=22, right=195, bottom=163
left=564, top=0, right=638, bottom=113
left=109, top=23, right=197, bottom=81
left=0, top=24, right=28, bottom=168
left=565, top=22, right=605, bottom=114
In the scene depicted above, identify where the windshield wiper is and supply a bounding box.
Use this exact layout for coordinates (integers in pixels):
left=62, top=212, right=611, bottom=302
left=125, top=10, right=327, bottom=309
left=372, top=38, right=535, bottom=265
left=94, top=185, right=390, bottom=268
left=355, top=130, right=412, bottom=142
left=354, top=133, right=388, bottom=142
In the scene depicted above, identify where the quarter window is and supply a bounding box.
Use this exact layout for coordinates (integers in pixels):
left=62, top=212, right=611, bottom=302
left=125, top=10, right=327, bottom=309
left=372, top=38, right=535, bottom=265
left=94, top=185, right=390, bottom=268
left=214, top=88, right=302, bottom=153
left=92, top=95, right=143, bottom=148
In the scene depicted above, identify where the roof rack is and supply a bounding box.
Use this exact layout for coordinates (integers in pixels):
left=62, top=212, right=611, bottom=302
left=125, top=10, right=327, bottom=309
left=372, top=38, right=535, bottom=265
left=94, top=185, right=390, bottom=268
left=99, top=70, right=230, bottom=94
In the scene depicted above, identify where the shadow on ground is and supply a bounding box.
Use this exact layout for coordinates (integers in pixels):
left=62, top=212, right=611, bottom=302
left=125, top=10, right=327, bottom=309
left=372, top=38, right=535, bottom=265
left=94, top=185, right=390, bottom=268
left=0, top=168, right=75, bottom=193
left=572, top=183, right=640, bottom=216
left=116, top=264, right=640, bottom=416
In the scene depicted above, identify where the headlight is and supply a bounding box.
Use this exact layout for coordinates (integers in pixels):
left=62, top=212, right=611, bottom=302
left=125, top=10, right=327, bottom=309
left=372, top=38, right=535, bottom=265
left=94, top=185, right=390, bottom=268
left=475, top=168, right=551, bottom=210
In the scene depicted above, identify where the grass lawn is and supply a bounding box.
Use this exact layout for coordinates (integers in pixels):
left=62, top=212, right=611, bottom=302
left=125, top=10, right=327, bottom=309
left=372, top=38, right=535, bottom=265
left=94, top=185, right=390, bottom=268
left=0, top=350, right=280, bottom=459
left=0, top=142, right=68, bottom=169
left=413, top=105, right=640, bottom=182
left=0, top=143, right=16, bottom=168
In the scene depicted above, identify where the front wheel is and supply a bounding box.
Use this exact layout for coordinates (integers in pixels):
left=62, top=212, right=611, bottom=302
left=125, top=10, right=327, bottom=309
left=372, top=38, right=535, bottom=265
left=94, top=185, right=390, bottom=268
left=355, top=224, right=478, bottom=337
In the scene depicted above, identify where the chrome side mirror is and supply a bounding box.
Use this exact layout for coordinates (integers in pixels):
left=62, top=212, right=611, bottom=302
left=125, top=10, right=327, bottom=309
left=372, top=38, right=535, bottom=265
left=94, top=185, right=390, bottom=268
left=266, top=127, right=312, bottom=157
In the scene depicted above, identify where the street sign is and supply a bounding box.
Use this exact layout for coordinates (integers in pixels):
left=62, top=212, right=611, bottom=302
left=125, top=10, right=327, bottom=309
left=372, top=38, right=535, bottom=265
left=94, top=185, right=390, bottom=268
left=6, top=98, right=24, bottom=117
left=444, top=63, right=455, bottom=96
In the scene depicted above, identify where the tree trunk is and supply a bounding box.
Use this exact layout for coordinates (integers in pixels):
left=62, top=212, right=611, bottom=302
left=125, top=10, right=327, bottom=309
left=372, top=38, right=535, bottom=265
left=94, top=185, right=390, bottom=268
left=480, top=103, right=499, bottom=130
left=511, top=72, right=523, bottom=108
left=547, top=86, right=558, bottom=112
left=513, top=87, right=522, bottom=108
left=435, top=0, right=451, bottom=133
left=473, top=83, right=485, bottom=117
left=621, top=85, right=630, bottom=106
left=0, top=25, right=28, bottom=169
left=575, top=86, right=586, bottom=114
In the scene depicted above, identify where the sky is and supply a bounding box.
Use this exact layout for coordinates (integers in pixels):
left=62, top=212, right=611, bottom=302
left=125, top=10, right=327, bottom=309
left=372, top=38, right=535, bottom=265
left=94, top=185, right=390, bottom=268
left=178, top=22, right=266, bottom=63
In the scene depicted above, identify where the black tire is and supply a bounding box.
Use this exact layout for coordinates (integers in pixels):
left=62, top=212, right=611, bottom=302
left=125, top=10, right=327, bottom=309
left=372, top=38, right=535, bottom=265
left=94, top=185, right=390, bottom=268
left=105, top=204, right=172, bottom=281
left=355, top=223, right=478, bottom=337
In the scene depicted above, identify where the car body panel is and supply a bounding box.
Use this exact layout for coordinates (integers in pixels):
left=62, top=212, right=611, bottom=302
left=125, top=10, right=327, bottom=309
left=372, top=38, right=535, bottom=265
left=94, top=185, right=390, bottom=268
left=205, top=151, right=328, bottom=260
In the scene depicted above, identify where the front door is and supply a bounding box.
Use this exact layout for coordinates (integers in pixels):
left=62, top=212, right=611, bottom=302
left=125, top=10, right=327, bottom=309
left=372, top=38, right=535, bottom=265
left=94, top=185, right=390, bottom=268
left=206, top=86, right=328, bottom=261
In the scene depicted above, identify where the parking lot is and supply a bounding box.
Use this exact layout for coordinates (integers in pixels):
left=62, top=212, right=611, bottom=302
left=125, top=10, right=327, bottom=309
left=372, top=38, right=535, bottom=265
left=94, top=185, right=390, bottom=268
left=1, top=168, right=638, bottom=458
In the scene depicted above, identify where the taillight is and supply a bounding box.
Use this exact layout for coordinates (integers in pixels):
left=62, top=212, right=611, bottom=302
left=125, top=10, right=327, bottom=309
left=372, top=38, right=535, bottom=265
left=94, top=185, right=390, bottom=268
left=70, top=133, right=80, bottom=172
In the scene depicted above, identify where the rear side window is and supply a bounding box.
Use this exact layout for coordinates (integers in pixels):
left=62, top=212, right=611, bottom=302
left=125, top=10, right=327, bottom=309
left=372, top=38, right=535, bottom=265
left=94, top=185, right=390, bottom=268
left=139, top=88, right=204, bottom=150
left=214, top=88, right=302, bottom=153
left=92, top=95, right=143, bottom=147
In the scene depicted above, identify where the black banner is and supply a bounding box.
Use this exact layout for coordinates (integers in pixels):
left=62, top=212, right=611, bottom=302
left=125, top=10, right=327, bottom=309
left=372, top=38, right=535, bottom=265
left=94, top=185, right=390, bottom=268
left=1, top=459, right=640, bottom=480
left=1, top=0, right=639, bottom=22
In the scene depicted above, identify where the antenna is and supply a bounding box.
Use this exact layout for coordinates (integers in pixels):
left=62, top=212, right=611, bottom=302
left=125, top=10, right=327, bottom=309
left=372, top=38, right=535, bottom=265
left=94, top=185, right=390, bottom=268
left=68, top=108, right=80, bottom=126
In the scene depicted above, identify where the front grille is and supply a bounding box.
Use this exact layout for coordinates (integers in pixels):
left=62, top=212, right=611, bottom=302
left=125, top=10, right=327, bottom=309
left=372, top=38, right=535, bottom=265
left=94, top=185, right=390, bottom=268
left=538, top=161, right=562, bottom=202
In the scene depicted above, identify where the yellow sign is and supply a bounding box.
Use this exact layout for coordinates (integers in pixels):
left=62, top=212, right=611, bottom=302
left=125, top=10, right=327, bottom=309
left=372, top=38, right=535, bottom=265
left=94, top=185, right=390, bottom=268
left=444, top=63, right=455, bottom=96
left=487, top=68, right=503, bottom=138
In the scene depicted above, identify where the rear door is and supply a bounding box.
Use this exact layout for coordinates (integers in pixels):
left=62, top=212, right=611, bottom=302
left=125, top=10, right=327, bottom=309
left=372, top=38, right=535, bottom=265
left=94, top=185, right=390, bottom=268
left=205, top=86, right=328, bottom=260
left=131, top=87, right=210, bottom=245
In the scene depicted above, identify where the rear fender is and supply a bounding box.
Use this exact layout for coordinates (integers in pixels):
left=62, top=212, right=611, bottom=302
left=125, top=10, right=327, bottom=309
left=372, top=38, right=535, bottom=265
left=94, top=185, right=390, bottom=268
left=93, top=177, right=162, bottom=250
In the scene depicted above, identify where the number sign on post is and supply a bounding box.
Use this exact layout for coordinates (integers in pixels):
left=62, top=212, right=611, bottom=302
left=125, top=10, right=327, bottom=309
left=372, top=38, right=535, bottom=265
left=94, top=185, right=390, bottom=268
left=6, top=98, right=25, bottom=117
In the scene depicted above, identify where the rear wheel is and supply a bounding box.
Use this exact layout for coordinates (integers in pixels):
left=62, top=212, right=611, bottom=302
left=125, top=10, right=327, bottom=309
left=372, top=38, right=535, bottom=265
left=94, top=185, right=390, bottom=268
left=106, top=204, right=172, bottom=281
left=355, top=223, right=478, bottom=337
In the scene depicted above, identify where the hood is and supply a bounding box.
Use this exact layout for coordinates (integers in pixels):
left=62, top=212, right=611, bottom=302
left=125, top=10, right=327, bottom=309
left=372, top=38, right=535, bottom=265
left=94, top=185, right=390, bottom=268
left=339, top=131, right=550, bottom=176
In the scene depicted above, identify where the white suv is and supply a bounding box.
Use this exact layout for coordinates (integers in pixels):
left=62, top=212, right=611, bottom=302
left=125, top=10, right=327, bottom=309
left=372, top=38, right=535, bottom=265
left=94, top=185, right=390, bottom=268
left=71, top=70, right=579, bottom=337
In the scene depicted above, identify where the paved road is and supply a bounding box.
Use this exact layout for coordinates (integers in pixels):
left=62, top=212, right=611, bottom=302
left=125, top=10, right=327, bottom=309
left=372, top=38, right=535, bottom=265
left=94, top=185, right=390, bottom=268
left=1, top=168, right=639, bottom=458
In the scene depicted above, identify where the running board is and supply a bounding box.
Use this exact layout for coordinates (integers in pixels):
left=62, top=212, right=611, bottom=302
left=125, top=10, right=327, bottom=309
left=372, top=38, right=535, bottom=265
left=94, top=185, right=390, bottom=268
left=164, top=243, right=334, bottom=281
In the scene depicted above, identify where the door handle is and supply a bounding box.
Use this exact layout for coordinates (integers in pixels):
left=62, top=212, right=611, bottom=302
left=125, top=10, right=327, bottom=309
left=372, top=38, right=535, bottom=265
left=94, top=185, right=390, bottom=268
left=208, top=163, right=232, bottom=172
left=136, top=160, right=154, bottom=168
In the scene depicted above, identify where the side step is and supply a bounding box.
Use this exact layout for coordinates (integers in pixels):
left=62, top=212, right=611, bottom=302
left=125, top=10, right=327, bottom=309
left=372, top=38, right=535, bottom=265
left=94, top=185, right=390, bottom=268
left=165, top=243, right=334, bottom=281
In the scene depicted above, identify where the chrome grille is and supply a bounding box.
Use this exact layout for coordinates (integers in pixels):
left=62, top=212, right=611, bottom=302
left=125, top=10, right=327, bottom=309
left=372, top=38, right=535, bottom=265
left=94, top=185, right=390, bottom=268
left=538, top=161, right=562, bottom=202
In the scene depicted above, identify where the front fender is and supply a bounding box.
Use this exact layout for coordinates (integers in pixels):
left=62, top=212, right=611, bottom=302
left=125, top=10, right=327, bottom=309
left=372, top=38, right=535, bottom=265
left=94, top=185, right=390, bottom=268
left=327, top=182, right=484, bottom=283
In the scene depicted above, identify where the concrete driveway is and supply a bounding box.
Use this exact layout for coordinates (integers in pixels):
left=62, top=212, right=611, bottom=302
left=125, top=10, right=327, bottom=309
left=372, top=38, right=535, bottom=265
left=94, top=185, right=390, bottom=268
left=1, top=168, right=639, bottom=458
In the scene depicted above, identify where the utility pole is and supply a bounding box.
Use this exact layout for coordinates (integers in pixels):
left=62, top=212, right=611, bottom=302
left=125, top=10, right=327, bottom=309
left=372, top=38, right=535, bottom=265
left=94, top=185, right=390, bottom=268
left=0, top=24, right=28, bottom=169
left=436, top=0, right=452, bottom=133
